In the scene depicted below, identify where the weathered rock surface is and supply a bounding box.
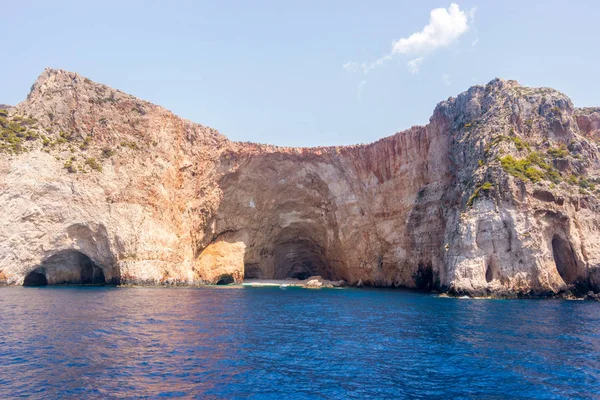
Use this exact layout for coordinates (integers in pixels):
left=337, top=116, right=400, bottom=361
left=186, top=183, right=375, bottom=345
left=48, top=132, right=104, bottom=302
left=1, top=69, right=599, bottom=297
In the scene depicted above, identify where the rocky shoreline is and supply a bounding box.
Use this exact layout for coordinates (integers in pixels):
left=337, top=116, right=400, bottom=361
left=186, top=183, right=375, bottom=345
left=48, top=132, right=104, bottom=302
left=1, top=69, right=600, bottom=297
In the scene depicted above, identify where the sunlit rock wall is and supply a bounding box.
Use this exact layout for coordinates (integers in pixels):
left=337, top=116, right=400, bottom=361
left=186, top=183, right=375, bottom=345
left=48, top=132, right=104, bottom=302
left=1, top=69, right=599, bottom=296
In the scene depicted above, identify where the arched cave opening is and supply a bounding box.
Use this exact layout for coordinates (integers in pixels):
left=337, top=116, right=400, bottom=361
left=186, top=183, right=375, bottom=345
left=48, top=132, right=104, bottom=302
left=414, top=263, right=434, bottom=290
left=485, top=260, right=498, bottom=283
left=216, top=274, right=235, bottom=285
left=79, top=253, right=106, bottom=284
left=29, top=250, right=107, bottom=285
left=272, top=233, right=332, bottom=280
left=243, top=263, right=261, bottom=280
left=552, top=235, right=579, bottom=285
left=24, top=268, right=48, bottom=286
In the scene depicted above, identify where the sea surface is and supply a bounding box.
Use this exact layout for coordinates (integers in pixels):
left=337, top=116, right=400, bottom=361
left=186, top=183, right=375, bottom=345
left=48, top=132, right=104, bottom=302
left=0, top=286, right=599, bottom=399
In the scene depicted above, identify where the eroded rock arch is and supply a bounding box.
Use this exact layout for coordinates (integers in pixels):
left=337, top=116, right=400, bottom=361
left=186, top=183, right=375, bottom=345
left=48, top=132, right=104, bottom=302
left=24, top=250, right=107, bottom=286
left=23, top=268, right=48, bottom=286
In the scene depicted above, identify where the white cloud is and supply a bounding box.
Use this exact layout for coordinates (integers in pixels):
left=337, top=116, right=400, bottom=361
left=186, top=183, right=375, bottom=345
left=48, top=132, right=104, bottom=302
left=392, top=3, right=470, bottom=56
left=357, top=80, right=367, bottom=100
left=343, top=62, right=359, bottom=73
left=471, top=25, right=480, bottom=48
left=343, top=3, right=475, bottom=74
left=441, top=73, right=451, bottom=86
left=407, top=57, right=424, bottom=74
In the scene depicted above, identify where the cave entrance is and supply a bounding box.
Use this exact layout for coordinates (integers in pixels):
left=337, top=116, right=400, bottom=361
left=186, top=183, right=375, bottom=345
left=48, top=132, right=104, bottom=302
left=24, top=268, right=48, bottom=286
left=485, top=259, right=498, bottom=283
left=552, top=235, right=578, bottom=285
left=216, top=274, right=234, bottom=285
left=29, top=250, right=106, bottom=285
left=272, top=236, right=331, bottom=281
left=79, top=253, right=106, bottom=284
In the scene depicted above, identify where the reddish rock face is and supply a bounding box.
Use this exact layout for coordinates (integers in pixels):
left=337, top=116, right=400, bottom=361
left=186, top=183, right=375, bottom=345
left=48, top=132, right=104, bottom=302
left=1, top=69, right=600, bottom=296
left=576, top=108, right=600, bottom=141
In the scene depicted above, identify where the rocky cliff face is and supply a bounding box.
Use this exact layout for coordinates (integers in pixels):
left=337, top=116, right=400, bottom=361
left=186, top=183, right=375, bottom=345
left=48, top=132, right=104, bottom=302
left=1, top=69, right=599, bottom=297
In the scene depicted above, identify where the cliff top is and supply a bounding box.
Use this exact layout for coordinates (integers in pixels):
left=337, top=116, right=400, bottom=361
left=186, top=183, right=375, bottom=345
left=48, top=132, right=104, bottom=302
left=2, top=68, right=599, bottom=185
left=10, top=68, right=589, bottom=149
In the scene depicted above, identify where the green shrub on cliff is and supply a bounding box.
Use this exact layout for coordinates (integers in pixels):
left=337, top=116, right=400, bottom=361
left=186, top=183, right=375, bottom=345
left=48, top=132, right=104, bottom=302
left=484, top=134, right=531, bottom=155
left=525, top=167, right=545, bottom=182
left=510, top=136, right=529, bottom=151
left=85, top=157, right=102, bottom=172
left=79, top=136, right=91, bottom=150
left=63, top=157, right=77, bottom=173
left=579, top=179, right=595, bottom=190
left=499, top=155, right=528, bottom=180
left=101, top=147, right=115, bottom=158
left=547, top=145, right=568, bottom=158
left=467, top=182, right=494, bottom=207
left=59, top=131, right=76, bottom=142
left=480, top=181, right=493, bottom=191
left=499, top=153, right=561, bottom=183
left=0, top=113, right=41, bottom=153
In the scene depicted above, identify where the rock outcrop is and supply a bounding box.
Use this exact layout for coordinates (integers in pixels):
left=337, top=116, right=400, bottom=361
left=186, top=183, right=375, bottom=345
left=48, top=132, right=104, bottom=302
left=1, top=69, right=599, bottom=297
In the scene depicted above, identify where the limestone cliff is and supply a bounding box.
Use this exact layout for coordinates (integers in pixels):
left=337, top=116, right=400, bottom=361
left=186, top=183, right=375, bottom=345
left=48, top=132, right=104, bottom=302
left=1, top=69, right=599, bottom=297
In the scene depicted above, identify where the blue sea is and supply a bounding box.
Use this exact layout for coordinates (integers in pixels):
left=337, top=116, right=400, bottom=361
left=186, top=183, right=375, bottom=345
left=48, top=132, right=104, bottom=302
left=0, top=286, right=598, bottom=399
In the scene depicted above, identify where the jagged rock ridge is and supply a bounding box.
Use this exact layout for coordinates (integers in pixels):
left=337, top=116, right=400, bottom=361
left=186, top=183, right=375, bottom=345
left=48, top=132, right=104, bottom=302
left=1, top=68, right=599, bottom=297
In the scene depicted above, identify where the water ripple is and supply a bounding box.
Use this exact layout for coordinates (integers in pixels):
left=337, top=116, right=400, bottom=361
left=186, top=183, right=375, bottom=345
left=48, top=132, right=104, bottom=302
left=0, top=287, right=599, bottom=399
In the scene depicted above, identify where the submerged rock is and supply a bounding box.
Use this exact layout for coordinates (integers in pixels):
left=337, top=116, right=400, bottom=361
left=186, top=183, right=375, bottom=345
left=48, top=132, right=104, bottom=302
left=304, top=279, right=323, bottom=288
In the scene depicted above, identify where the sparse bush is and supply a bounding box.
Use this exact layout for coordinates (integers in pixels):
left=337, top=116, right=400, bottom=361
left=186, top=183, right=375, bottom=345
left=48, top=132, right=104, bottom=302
left=481, top=181, right=493, bottom=191
left=547, top=145, right=568, bottom=158
left=499, top=153, right=560, bottom=183
left=467, top=182, right=493, bottom=207
left=579, top=179, right=592, bottom=189
left=59, top=131, right=76, bottom=142
left=79, top=136, right=91, bottom=150
left=525, top=167, right=544, bottom=182
left=25, top=131, right=38, bottom=141
left=101, top=147, right=115, bottom=158
left=63, top=157, right=77, bottom=173
left=85, top=157, right=102, bottom=172
left=511, top=136, right=529, bottom=151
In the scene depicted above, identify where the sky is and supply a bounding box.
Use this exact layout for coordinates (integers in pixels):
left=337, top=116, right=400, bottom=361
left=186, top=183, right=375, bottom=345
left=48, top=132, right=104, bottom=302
left=2, top=0, right=599, bottom=146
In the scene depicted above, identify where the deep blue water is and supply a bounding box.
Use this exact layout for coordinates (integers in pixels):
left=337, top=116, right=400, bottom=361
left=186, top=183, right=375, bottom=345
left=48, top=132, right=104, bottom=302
left=0, top=287, right=599, bottom=399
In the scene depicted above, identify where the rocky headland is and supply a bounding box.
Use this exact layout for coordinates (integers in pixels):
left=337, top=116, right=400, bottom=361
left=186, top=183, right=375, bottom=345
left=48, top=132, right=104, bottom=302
left=1, top=68, right=600, bottom=298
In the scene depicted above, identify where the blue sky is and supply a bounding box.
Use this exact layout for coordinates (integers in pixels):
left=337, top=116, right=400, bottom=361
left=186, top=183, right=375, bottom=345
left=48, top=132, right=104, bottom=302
left=2, top=1, right=599, bottom=146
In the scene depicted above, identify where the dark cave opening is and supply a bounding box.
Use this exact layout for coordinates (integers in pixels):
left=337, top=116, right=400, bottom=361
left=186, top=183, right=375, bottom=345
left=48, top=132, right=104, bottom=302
left=290, top=270, right=312, bottom=280
left=272, top=233, right=331, bottom=281
left=552, top=235, right=579, bottom=285
left=485, top=260, right=498, bottom=283
left=244, top=263, right=261, bottom=279
left=23, top=269, right=48, bottom=286
left=216, top=274, right=235, bottom=285
left=26, top=250, right=107, bottom=286
left=79, top=253, right=106, bottom=284
left=415, top=263, right=434, bottom=290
